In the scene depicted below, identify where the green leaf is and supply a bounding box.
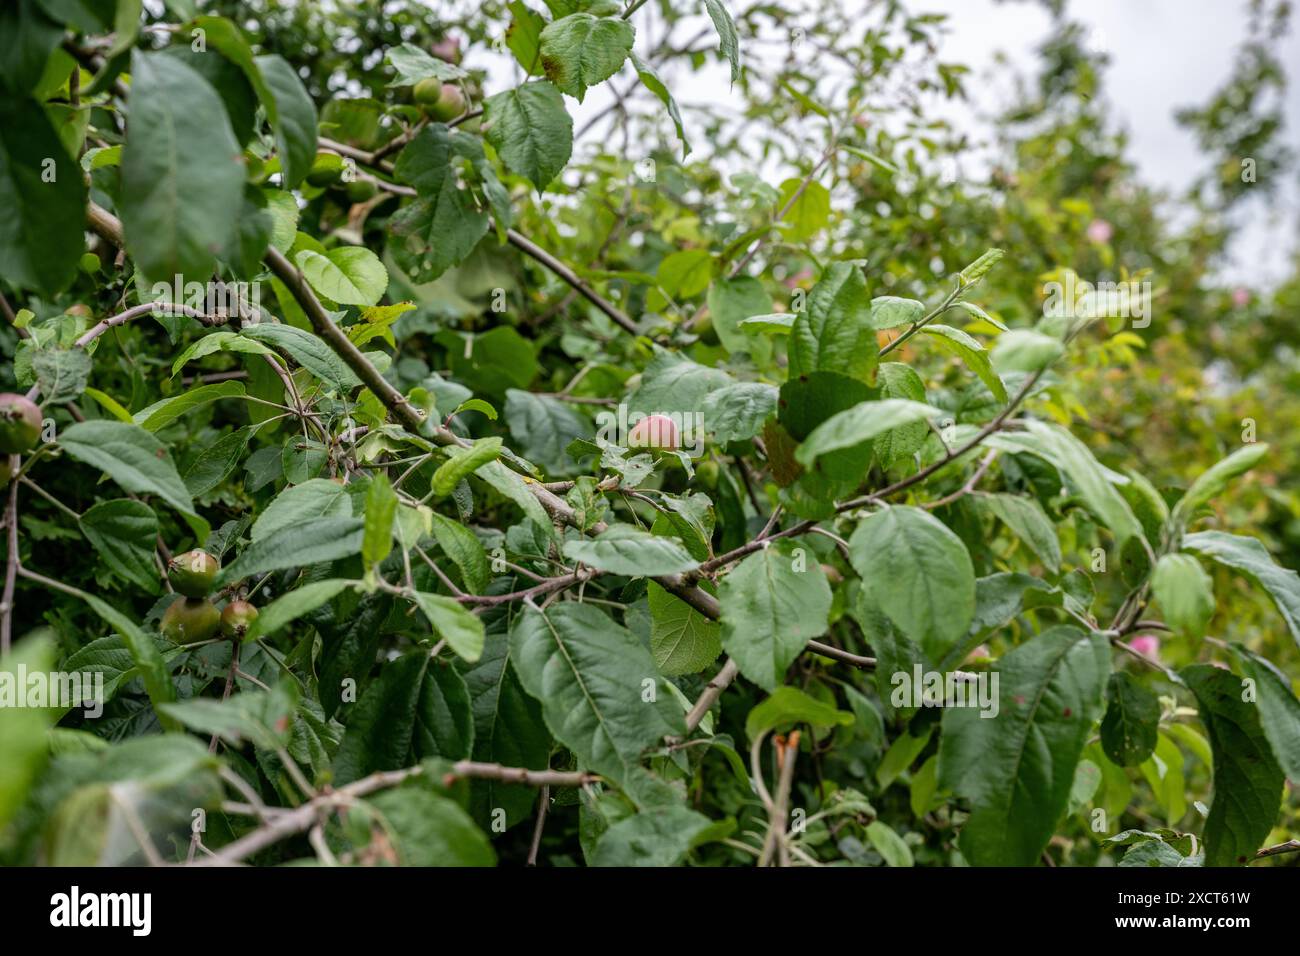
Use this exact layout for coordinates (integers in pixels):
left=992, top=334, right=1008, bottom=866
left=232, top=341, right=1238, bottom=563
left=170, top=330, right=274, bottom=377
left=31, top=347, right=90, bottom=404
left=160, top=681, right=298, bottom=750
left=648, top=581, right=721, bottom=676
left=362, top=472, right=398, bottom=573
left=938, top=626, right=1109, bottom=866
left=776, top=178, right=830, bottom=242
left=184, top=426, right=251, bottom=497
left=253, top=478, right=353, bottom=541
left=796, top=398, right=945, bottom=468
left=64, top=582, right=179, bottom=730
left=919, top=324, right=1007, bottom=403
left=410, top=592, right=486, bottom=663
left=958, top=247, right=1004, bottom=286
left=241, top=322, right=363, bottom=393
left=217, top=517, right=364, bottom=586
left=984, top=493, right=1062, bottom=573
left=539, top=13, right=634, bottom=102
left=1173, top=443, right=1269, bottom=523
left=701, top=0, right=741, bottom=83
left=81, top=386, right=133, bottom=422
left=1181, top=664, right=1284, bottom=866
left=745, top=686, right=853, bottom=740
left=877, top=726, right=933, bottom=789
left=384, top=42, right=468, bottom=85
left=133, top=380, right=246, bottom=432
left=627, top=351, right=731, bottom=415
left=988, top=420, right=1144, bottom=545
left=509, top=602, right=685, bottom=789
left=991, top=328, right=1064, bottom=373
left=246, top=579, right=356, bottom=641
left=504, top=389, right=589, bottom=475
left=1228, top=644, right=1300, bottom=781
left=719, top=540, right=832, bottom=690
left=872, top=362, right=929, bottom=466
left=429, top=512, right=491, bottom=594
left=366, top=785, right=495, bottom=866
left=391, top=125, right=494, bottom=280
left=483, top=80, right=573, bottom=190
left=506, top=1, right=546, bottom=74
left=59, top=421, right=206, bottom=538
left=705, top=277, right=772, bottom=362
left=432, top=438, right=504, bottom=498
left=849, top=505, right=976, bottom=661
left=0, top=635, right=58, bottom=829
left=789, top=261, right=876, bottom=384
left=591, top=805, right=714, bottom=866
left=1100, top=672, right=1160, bottom=767
left=253, top=53, right=318, bottom=188
left=333, top=652, right=474, bottom=783
left=459, top=626, right=551, bottom=829
left=870, top=296, right=925, bottom=330
left=866, top=820, right=914, bottom=867
left=656, top=249, right=714, bottom=300
left=295, top=247, right=389, bottom=307
left=1151, top=553, right=1215, bottom=638
left=563, top=526, right=700, bottom=576
left=1183, top=531, right=1300, bottom=649
left=120, top=50, right=243, bottom=282
left=631, top=52, right=689, bottom=157
left=0, top=96, right=87, bottom=294
left=80, top=499, right=160, bottom=595
left=701, top=382, right=778, bottom=444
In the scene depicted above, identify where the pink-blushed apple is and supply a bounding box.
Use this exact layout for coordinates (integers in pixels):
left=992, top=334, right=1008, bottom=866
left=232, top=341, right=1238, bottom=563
left=1086, top=219, right=1113, bottom=243
left=628, top=414, right=680, bottom=450
left=1129, top=635, right=1160, bottom=659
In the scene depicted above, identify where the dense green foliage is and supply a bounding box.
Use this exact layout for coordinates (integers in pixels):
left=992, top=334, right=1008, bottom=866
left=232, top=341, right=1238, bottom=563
left=1, top=0, right=1298, bottom=868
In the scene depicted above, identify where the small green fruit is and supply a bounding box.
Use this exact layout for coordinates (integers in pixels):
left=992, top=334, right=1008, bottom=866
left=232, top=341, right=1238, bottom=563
left=168, top=549, right=220, bottom=597
left=412, top=76, right=443, bottom=106
left=305, top=153, right=344, bottom=187
left=346, top=179, right=378, bottom=202
left=0, top=394, right=42, bottom=454
left=427, top=85, right=465, bottom=122
left=161, top=597, right=221, bottom=645
left=220, top=600, right=259, bottom=640
left=696, top=459, right=719, bottom=488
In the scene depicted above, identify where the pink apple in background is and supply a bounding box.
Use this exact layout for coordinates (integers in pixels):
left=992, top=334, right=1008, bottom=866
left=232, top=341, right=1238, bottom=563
left=1129, top=635, right=1160, bottom=659
left=1085, top=218, right=1113, bottom=243
left=784, top=268, right=813, bottom=289
left=1232, top=287, right=1251, bottom=307
left=628, top=414, right=680, bottom=450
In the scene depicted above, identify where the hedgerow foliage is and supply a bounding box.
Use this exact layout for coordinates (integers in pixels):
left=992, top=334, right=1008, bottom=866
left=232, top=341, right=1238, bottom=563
left=1, top=0, right=1298, bottom=867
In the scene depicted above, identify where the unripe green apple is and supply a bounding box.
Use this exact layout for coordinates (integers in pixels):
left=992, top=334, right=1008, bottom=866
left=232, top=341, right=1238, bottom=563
left=427, top=85, right=466, bottom=122
left=168, top=549, right=220, bottom=597
left=346, top=178, right=378, bottom=202
left=0, top=393, right=42, bottom=454
left=696, top=459, right=720, bottom=488
left=161, top=597, right=221, bottom=645
left=220, top=600, right=259, bottom=640
left=305, top=153, right=344, bottom=187
left=412, top=76, right=443, bottom=106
